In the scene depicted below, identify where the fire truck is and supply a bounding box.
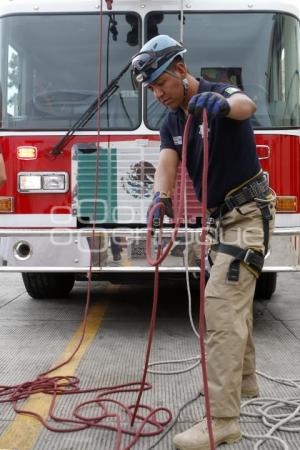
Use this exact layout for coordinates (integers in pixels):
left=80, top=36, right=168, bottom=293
left=0, top=0, right=299, bottom=299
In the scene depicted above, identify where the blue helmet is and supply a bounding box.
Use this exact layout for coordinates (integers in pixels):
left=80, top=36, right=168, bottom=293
left=131, top=34, right=186, bottom=85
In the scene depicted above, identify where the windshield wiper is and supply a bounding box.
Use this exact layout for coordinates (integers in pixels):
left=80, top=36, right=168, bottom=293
left=52, top=60, right=132, bottom=156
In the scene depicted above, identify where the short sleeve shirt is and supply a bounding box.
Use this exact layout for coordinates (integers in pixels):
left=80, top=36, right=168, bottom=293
left=160, top=78, right=261, bottom=208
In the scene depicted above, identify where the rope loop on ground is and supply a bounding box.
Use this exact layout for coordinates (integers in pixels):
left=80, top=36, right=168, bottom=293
left=241, top=372, right=300, bottom=450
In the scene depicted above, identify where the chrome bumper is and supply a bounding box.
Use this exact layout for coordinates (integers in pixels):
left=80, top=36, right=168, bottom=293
left=0, top=227, right=299, bottom=272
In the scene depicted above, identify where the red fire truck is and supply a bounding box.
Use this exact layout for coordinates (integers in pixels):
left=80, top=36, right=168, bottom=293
left=0, top=0, right=299, bottom=299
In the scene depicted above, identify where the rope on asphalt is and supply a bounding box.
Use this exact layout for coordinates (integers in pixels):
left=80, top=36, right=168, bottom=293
left=240, top=371, right=300, bottom=450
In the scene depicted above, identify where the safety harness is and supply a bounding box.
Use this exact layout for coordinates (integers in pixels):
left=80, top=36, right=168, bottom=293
left=209, top=171, right=273, bottom=281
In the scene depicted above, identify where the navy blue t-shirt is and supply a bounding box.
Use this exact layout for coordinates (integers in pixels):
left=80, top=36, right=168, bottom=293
left=160, top=78, right=261, bottom=208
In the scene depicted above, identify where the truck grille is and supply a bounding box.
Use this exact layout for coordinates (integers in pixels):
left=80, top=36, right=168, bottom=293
left=76, top=145, right=156, bottom=224
left=77, top=148, right=118, bottom=223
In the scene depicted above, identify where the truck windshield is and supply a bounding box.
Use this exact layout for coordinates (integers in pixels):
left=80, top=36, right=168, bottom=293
left=146, top=12, right=300, bottom=130
left=0, top=13, right=140, bottom=131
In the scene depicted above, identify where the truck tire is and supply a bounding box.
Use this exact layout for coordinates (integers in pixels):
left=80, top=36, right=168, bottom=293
left=254, top=272, right=277, bottom=300
left=22, top=273, right=75, bottom=299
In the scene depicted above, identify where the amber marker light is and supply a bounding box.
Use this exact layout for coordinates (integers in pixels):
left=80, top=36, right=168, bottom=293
left=0, top=197, right=14, bottom=213
left=17, top=146, right=37, bottom=160
left=276, top=196, right=297, bottom=212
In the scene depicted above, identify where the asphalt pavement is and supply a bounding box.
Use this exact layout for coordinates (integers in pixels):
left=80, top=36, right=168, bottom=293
left=0, top=272, right=300, bottom=450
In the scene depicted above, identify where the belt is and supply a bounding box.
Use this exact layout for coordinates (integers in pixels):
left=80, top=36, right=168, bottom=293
left=210, top=171, right=270, bottom=220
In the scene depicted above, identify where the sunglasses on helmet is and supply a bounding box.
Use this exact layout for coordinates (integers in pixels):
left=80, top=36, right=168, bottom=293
left=131, top=45, right=183, bottom=83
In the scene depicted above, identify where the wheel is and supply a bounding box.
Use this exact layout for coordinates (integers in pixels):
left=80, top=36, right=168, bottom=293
left=254, top=272, right=277, bottom=300
left=22, top=273, right=75, bottom=299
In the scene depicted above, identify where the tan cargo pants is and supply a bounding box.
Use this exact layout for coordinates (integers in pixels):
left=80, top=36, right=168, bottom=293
left=205, top=200, right=275, bottom=418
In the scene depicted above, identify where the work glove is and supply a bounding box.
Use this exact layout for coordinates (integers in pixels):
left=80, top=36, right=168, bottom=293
left=147, top=192, right=174, bottom=228
left=188, top=92, right=231, bottom=118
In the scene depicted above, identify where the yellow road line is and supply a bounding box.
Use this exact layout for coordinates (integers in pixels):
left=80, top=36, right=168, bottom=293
left=0, top=290, right=114, bottom=450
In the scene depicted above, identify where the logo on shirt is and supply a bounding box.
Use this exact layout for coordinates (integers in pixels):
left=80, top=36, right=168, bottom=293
left=173, top=136, right=182, bottom=145
left=224, top=87, right=240, bottom=95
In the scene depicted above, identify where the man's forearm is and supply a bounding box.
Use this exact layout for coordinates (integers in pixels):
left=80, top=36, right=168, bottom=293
left=227, top=93, right=256, bottom=120
left=154, top=166, right=177, bottom=195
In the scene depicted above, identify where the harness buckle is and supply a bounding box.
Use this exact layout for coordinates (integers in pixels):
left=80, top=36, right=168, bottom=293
left=243, top=248, right=265, bottom=274
left=243, top=248, right=255, bottom=266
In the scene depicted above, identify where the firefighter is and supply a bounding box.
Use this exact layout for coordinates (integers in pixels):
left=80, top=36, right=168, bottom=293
left=0, top=147, right=6, bottom=188
left=132, top=35, right=275, bottom=449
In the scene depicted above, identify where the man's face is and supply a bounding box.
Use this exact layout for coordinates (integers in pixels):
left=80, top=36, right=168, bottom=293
left=147, top=71, right=184, bottom=109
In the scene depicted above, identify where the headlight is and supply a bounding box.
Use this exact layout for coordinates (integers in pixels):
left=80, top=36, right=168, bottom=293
left=19, top=175, right=42, bottom=191
left=18, top=172, right=69, bottom=193
left=43, top=174, right=66, bottom=190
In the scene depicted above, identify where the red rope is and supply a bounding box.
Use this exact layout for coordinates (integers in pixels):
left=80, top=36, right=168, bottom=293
left=144, top=110, right=215, bottom=449
left=130, top=233, right=163, bottom=427
left=0, top=111, right=214, bottom=450
left=131, top=116, right=196, bottom=427
left=0, top=378, right=171, bottom=443
left=145, top=115, right=194, bottom=266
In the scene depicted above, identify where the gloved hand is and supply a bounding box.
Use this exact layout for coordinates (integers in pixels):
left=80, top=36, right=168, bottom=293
left=147, top=192, right=174, bottom=228
left=188, top=92, right=231, bottom=118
